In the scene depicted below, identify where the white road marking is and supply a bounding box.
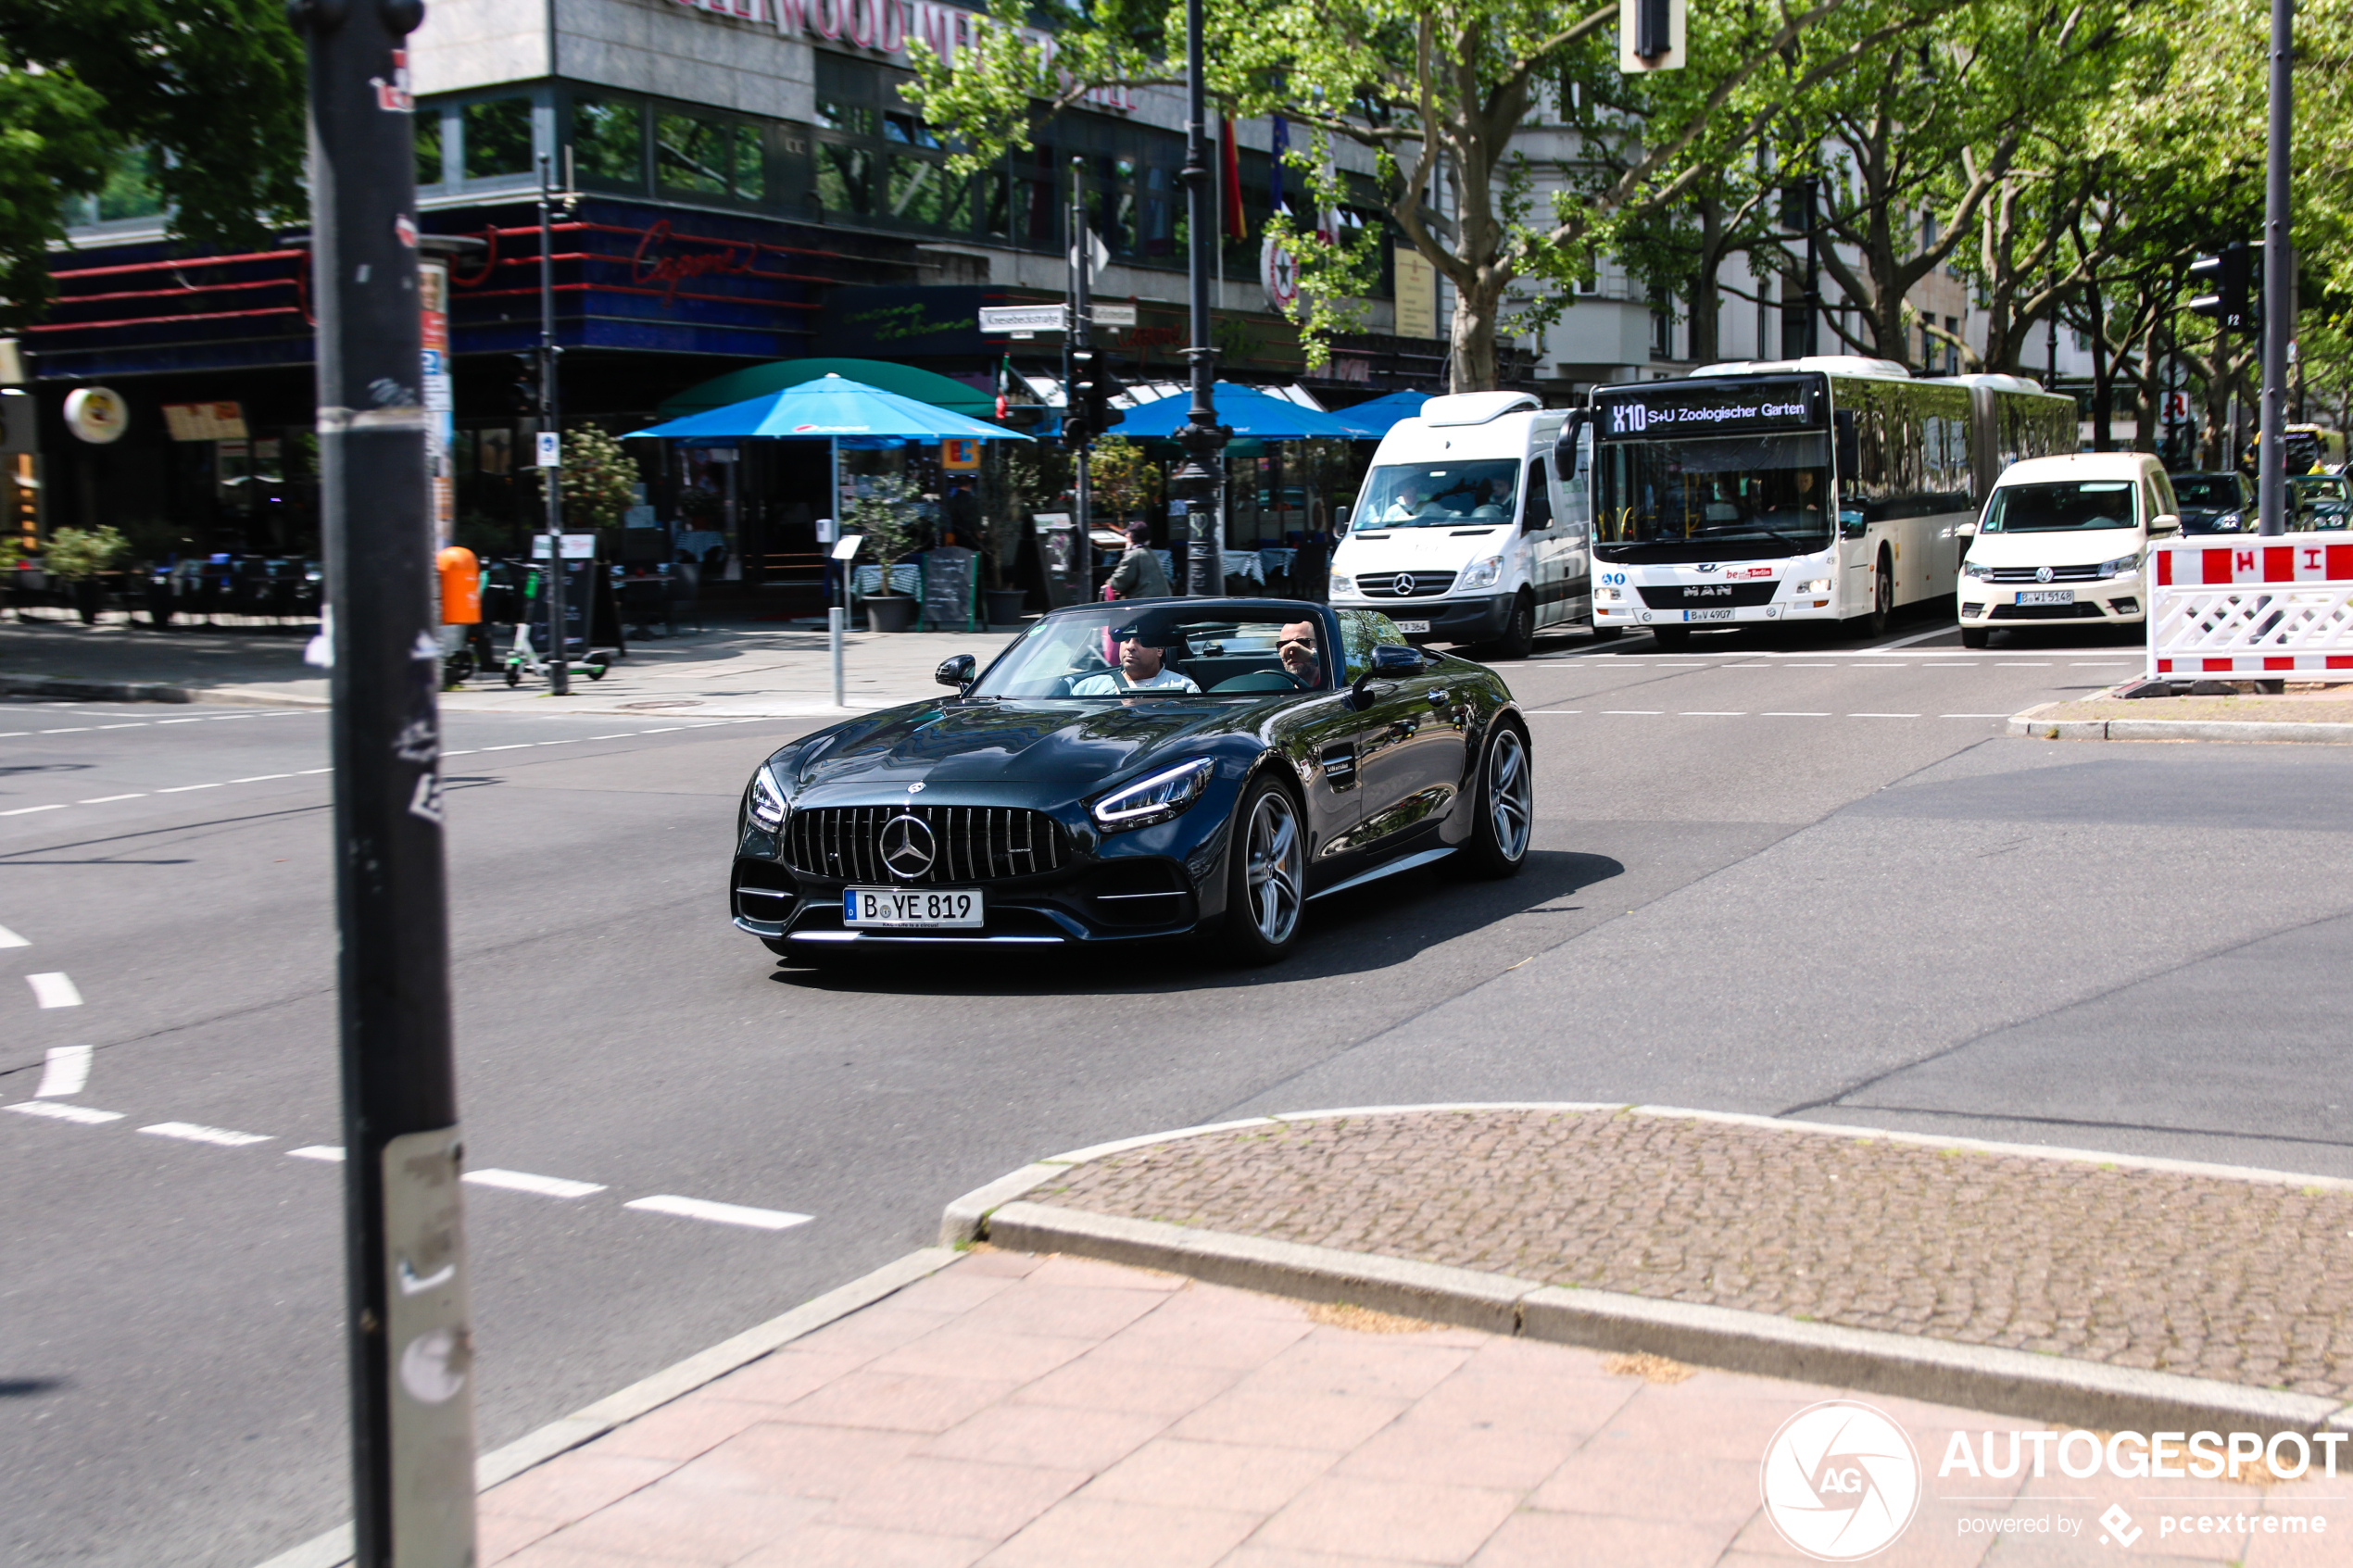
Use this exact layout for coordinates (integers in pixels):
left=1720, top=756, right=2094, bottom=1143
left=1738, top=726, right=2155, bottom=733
left=0, top=732, right=25, bottom=738
left=98, top=723, right=147, bottom=730
left=465, top=1168, right=606, bottom=1199
left=7, top=1100, right=124, bottom=1124
left=141, top=1122, right=272, bottom=1148
left=27, top=972, right=82, bottom=1008
left=36, top=1046, right=93, bottom=1098
left=479, top=744, right=533, bottom=751
left=639, top=727, right=686, bottom=734
left=588, top=734, right=633, bottom=740
left=535, top=739, right=579, bottom=746
left=1765, top=711, right=1831, bottom=717
left=40, top=728, right=92, bottom=734
left=1848, top=712, right=1920, bottom=719
left=1601, top=710, right=1662, bottom=716
left=231, top=774, right=294, bottom=784
left=1943, top=712, right=2017, bottom=718
left=297, top=768, right=332, bottom=775
left=0, top=925, right=24, bottom=947
left=156, top=718, right=207, bottom=724
left=79, top=795, right=145, bottom=804
left=288, top=1146, right=345, bottom=1161
left=1786, top=663, right=1838, bottom=667
left=1995, top=662, right=2054, bottom=667
left=157, top=784, right=222, bottom=793
left=1678, top=711, right=1748, bottom=717
left=2, top=804, right=67, bottom=817
left=625, top=1195, right=812, bottom=1231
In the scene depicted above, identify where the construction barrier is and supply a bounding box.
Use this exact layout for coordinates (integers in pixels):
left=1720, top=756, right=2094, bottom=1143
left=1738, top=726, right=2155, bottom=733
left=2148, top=537, right=2353, bottom=682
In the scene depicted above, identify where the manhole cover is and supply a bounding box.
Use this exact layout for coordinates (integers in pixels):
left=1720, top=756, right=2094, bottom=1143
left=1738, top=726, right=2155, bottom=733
left=620, top=699, right=703, bottom=709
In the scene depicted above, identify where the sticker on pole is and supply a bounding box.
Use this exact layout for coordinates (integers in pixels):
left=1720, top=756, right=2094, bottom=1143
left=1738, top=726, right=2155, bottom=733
left=535, top=431, right=560, bottom=468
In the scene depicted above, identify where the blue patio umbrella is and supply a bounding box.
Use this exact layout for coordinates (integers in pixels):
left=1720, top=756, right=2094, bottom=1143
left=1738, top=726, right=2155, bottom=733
left=1115, top=382, right=1370, bottom=440
left=1331, top=388, right=1437, bottom=436
left=623, top=371, right=1029, bottom=446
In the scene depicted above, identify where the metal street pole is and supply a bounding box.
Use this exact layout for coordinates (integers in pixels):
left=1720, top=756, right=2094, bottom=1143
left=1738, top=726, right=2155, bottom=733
left=1071, top=158, right=1095, bottom=596
left=537, top=154, right=571, bottom=689
left=1173, top=0, right=1227, bottom=598
left=2256, top=0, right=2294, bottom=536
left=287, top=0, right=478, bottom=1562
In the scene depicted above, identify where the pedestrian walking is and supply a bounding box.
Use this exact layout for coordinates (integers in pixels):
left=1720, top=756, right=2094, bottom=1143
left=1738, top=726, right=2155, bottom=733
left=1103, top=521, right=1171, bottom=600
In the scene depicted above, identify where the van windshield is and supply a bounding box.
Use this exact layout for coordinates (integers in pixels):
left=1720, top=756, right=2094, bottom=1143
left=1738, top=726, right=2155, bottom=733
left=1982, top=481, right=2138, bottom=533
left=1354, top=461, right=1519, bottom=528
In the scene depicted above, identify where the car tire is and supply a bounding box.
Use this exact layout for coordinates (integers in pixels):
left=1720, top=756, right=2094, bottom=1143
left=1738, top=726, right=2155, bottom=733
left=1222, top=773, right=1306, bottom=965
left=1959, top=625, right=1989, bottom=648
left=1651, top=625, right=1692, bottom=650
left=1590, top=623, right=1623, bottom=643
left=1457, top=721, right=1533, bottom=879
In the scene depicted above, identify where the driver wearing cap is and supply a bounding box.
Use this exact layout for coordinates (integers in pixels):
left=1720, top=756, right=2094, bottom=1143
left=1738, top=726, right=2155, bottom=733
left=1071, top=623, right=1202, bottom=695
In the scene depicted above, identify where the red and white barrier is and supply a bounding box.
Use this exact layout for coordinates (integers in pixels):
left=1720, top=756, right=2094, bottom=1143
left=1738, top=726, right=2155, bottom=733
left=2148, top=538, right=2353, bottom=681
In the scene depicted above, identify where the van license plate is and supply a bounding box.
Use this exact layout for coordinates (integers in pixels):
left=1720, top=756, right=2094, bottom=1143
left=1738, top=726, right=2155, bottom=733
left=1684, top=608, right=1736, bottom=622
left=844, top=888, right=985, bottom=927
left=1391, top=620, right=1431, bottom=633
left=2019, top=589, right=2074, bottom=606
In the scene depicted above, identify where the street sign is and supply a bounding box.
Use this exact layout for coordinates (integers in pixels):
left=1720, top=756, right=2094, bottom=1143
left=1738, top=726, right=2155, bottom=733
left=1068, top=230, right=1112, bottom=281
left=980, top=305, right=1067, bottom=334
left=535, top=430, right=560, bottom=467
left=1092, top=303, right=1139, bottom=328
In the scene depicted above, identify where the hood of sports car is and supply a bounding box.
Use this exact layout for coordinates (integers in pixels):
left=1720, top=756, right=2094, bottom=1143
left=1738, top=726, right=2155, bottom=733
left=786, top=698, right=1262, bottom=792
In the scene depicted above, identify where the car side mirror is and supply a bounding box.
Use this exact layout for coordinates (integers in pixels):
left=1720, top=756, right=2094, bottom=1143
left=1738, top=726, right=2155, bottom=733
left=936, top=654, right=976, bottom=689
left=1349, top=644, right=1426, bottom=708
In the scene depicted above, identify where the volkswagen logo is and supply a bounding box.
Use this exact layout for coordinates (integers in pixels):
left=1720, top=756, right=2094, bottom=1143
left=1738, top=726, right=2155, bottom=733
left=2035, top=565, right=2054, bottom=583
left=878, top=814, right=937, bottom=879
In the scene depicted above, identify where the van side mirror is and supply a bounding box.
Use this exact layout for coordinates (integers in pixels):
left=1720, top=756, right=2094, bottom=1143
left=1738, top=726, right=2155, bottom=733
left=1554, top=410, right=1592, bottom=482
left=1954, top=521, right=1976, bottom=539
left=2150, top=513, right=2181, bottom=535
left=1332, top=503, right=1350, bottom=534
left=936, top=654, right=976, bottom=689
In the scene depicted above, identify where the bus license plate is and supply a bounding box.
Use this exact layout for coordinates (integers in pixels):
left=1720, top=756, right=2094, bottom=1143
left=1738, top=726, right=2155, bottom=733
left=844, top=888, right=985, bottom=927
left=1684, top=608, right=1735, bottom=622
left=2019, top=589, right=2074, bottom=606
left=1391, top=620, right=1431, bottom=633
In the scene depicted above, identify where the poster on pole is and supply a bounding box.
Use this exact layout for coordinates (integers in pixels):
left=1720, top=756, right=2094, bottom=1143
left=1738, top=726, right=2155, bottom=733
left=420, top=260, right=455, bottom=546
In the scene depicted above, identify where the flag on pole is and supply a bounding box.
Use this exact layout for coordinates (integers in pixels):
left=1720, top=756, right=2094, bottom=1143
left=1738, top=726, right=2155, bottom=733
left=1220, top=119, right=1247, bottom=239
left=1269, top=116, right=1290, bottom=213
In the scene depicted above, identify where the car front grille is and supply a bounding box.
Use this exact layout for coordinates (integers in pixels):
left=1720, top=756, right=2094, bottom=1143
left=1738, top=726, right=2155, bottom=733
left=1981, top=564, right=2104, bottom=583
left=783, top=805, right=1068, bottom=884
left=1635, top=582, right=1780, bottom=608
left=1988, top=602, right=2110, bottom=621
left=1356, top=571, right=1458, bottom=598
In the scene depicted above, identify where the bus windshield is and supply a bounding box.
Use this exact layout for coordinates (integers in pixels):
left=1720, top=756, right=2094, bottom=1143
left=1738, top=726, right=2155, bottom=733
left=1594, top=433, right=1831, bottom=558
left=1354, top=461, right=1520, bottom=528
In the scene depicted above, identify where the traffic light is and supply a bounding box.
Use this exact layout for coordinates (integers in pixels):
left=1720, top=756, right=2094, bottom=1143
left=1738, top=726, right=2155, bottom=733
left=508, top=350, right=545, bottom=416
left=1063, top=350, right=1126, bottom=452
left=2188, top=242, right=2262, bottom=335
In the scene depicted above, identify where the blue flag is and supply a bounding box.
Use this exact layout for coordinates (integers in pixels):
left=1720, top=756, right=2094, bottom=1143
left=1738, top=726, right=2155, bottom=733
left=1270, top=116, right=1290, bottom=213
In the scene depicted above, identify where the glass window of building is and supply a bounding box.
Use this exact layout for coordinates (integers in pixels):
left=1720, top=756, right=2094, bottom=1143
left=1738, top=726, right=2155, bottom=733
left=416, top=110, right=447, bottom=188
left=463, top=98, right=535, bottom=179
left=656, top=111, right=763, bottom=202
left=573, top=97, right=646, bottom=186
left=66, top=144, right=166, bottom=226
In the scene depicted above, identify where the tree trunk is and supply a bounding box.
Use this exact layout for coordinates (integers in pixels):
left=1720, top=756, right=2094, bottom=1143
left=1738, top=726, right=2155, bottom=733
left=2083, top=267, right=2112, bottom=452
left=1448, top=273, right=1505, bottom=393
left=1687, top=195, right=1724, bottom=368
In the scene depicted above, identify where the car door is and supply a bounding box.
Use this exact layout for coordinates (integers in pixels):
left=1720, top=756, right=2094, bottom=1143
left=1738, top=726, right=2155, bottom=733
left=1517, top=457, right=1563, bottom=625
left=1334, top=610, right=1470, bottom=856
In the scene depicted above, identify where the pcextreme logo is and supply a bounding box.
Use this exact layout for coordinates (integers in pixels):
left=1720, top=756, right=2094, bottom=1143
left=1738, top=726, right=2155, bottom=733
left=1759, top=1400, right=1923, bottom=1560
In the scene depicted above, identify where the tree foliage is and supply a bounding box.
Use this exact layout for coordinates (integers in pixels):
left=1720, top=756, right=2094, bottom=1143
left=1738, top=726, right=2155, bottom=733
left=0, top=0, right=306, bottom=328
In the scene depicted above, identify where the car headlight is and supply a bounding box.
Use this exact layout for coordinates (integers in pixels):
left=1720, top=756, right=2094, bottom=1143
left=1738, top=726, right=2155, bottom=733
left=1960, top=560, right=1994, bottom=581
left=1793, top=577, right=1833, bottom=594
left=1091, top=757, right=1215, bottom=831
left=2096, top=550, right=2144, bottom=579
left=1457, top=554, right=1504, bottom=591
left=1329, top=573, right=1354, bottom=595
left=747, top=768, right=788, bottom=832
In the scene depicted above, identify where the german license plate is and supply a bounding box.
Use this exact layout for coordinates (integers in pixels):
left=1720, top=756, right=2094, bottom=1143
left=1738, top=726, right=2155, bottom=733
left=2019, top=589, right=2074, bottom=606
left=843, top=887, right=985, bottom=927
left=1684, top=608, right=1735, bottom=622
left=1391, top=620, right=1431, bottom=633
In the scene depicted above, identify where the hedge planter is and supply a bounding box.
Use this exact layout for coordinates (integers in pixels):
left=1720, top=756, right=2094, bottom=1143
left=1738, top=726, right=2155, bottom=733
left=986, top=588, right=1029, bottom=628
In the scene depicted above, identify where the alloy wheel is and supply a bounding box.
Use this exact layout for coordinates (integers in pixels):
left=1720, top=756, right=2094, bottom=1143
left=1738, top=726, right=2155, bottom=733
left=1244, top=789, right=1303, bottom=944
left=1487, top=727, right=1532, bottom=861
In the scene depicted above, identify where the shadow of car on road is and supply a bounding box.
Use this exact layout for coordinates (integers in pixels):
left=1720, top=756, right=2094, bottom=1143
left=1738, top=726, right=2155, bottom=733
left=763, top=847, right=1626, bottom=998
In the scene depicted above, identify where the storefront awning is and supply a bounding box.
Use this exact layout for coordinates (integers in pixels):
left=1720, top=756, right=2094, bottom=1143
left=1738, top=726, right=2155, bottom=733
left=659, top=357, right=994, bottom=420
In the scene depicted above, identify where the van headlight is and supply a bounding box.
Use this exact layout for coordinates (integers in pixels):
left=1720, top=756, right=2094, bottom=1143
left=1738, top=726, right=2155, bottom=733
left=747, top=768, right=788, bottom=831
left=2096, top=550, right=2144, bottom=579
left=1329, top=573, right=1354, bottom=595
left=1960, top=560, right=1994, bottom=580
left=1458, top=555, right=1505, bottom=591
left=1091, top=757, right=1215, bottom=831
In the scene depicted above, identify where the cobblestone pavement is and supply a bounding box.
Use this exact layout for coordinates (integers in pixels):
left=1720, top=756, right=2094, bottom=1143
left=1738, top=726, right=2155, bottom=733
left=1037, top=1110, right=2353, bottom=1400
left=470, top=1250, right=2337, bottom=1568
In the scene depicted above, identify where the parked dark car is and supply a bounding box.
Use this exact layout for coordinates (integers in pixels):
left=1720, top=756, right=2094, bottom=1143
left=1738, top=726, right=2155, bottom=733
left=2289, top=472, right=2353, bottom=530
left=729, top=599, right=1533, bottom=964
left=2169, top=471, right=2250, bottom=534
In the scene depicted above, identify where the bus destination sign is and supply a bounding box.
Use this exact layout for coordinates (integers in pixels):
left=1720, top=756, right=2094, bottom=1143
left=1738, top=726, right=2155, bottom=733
left=1592, top=375, right=1824, bottom=439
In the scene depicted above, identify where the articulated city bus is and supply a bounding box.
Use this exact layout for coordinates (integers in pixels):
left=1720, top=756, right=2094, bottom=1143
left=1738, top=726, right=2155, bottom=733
left=1577, top=358, right=2075, bottom=648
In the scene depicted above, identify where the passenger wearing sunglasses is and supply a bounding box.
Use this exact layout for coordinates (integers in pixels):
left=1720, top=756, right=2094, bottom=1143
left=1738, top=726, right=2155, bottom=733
left=1277, top=621, right=1325, bottom=689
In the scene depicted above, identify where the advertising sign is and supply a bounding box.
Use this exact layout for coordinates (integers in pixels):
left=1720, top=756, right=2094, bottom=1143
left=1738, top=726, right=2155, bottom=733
left=420, top=260, right=455, bottom=546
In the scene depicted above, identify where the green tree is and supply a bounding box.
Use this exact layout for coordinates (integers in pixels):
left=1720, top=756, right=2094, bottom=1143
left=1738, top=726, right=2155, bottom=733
left=539, top=426, right=644, bottom=533
left=41, top=523, right=128, bottom=580
left=1088, top=436, right=1161, bottom=521
left=1, top=0, right=306, bottom=327
left=845, top=475, right=926, bottom=579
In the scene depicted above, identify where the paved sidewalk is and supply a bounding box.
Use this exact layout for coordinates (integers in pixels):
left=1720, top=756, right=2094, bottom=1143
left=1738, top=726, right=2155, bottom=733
left=1038, top=1110, right=2353, bottom=1402
left=2012, top=687, right=2353, bottom=742
left=462, top=1248, right=2339, bottom=1568
left=0, top=615, right=1018, bottom=716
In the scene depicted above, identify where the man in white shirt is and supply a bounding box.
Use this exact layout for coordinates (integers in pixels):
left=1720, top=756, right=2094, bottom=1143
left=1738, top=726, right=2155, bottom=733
left=1070, top=627, right=1202, bottom=694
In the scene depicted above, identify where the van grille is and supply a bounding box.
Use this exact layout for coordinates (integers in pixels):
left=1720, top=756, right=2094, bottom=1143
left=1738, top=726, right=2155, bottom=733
left=783, top=805, right=1067, bottom=884
left=1356, top=571, right=1459, bottom=599
left=1981, top=564, right=2104, bottom=583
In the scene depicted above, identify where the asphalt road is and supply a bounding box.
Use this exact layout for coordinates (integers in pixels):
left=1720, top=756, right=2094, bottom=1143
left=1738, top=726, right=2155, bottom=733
left=6, top=609, right=2350, bottom=1567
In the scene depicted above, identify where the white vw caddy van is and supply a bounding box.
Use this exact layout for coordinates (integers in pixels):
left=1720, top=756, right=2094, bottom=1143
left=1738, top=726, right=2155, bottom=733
left=1329, top=391, right=1592, bottom=659
left=1957, top=452, right=2179, bottom=648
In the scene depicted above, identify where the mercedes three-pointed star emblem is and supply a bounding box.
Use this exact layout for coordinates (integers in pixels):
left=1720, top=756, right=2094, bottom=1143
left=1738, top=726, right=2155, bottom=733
left=879, top=814, right=937, bottom=879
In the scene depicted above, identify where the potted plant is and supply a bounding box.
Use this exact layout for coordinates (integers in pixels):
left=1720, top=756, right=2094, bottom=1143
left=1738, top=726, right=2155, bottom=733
left=1089, top=436, right=1161, bottom=531
left=44, top=525, right=130, bottom=624
left=847, top=474, right=924, bottom=633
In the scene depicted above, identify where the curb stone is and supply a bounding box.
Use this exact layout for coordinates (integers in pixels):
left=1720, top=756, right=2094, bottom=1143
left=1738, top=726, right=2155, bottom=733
left=247, top=1247, right=963, bottom=1568
left=946, top=1104, right=2353, bottom=1440
left=0, top=673, right=196, bottom=705
left=2008, top=700, right=2353, bottom=744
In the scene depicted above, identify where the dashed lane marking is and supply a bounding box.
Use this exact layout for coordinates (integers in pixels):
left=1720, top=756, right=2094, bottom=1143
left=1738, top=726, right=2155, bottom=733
left=288, top=1146, right=345, bottom=1161
left=39, top=728, right=92, bottom=734
left=6, top=1100, right=122, bottom=1124
left=156, top=718, right=207, bottom=724
left=1601, top=710, right=1662, bottom=716
left=2, top=804, right=67, bottom=817
left=230, top=774, right=294, bottom=784
left=465, top=1168, right=606, bottom=1199
left=479, top=744, right=534, bottom=752
left=624, top=1195, right=813, bottom=1231
left=1849, top=712, right=1921, bottom=718
left=1678, top=711, right=1747, bottom=717
left=141, top=1122, right=272, bottom=1148
left=36, top=1046, right=93, bottom=1098
left=1764, top=711, right=1831, bottom=717
left=0, top=925, right=25, bottom=947
left=27, top=972, right=82, bottom=1008
left=78, top=795, right=145, bottom=804
left=157, top=784, right=222, bottom=793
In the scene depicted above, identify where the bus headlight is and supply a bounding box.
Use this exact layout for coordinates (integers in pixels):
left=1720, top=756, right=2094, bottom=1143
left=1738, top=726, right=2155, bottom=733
left=1457, top=555, right=1505, bottom=591
left=1595, top=584, right=1622, bottom=603
left=1793, top=577, right=1832, bottom=595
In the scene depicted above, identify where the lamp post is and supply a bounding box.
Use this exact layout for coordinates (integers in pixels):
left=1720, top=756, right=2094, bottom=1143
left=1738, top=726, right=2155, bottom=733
left=536, top=152, right=570, bottom=691
left=1172, top=0, right=1227, bottom=596
left=2254, top=0, right=2293, bottom=536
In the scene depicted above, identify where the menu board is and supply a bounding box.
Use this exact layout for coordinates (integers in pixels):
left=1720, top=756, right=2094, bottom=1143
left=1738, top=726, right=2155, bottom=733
left=922, top=546, right=975, bottom=632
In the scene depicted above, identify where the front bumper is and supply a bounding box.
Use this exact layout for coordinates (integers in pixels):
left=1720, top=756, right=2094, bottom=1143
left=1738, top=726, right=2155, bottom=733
left=1957, top=578, right=2145, bottom=625
left=1330, top=593, right=1514, bottom=644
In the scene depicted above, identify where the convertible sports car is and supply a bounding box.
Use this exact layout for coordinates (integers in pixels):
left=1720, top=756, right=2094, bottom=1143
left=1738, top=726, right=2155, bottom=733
left=729, top=599, right=1533, bottom=963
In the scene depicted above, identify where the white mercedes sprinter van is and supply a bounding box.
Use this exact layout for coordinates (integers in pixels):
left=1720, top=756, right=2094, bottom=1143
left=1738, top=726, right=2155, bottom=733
left=1328, top=391, right=1593, bottom=659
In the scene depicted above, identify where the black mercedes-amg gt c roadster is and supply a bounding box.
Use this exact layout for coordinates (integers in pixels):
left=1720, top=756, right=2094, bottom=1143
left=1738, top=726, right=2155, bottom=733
left=729, top=598, right=1532, bottom=964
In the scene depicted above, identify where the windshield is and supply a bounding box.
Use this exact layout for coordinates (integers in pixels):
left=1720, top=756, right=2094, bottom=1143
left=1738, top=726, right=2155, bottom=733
left=1594, top=433, right=1831, bottom=555
left=1354, top=460, right=1519, bottom=528
left=2171, top=474, right=2241, bottom=510
left=969, top=607, right=1331, bottom=698
left=1982, top=480, right=2139, bottom=533
left=2291, top=475, right=2351, bottom=504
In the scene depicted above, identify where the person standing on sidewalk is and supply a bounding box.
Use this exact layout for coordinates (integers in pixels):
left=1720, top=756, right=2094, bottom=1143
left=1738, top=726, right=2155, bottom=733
left=1104, top=521, right=1171, bottom=600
